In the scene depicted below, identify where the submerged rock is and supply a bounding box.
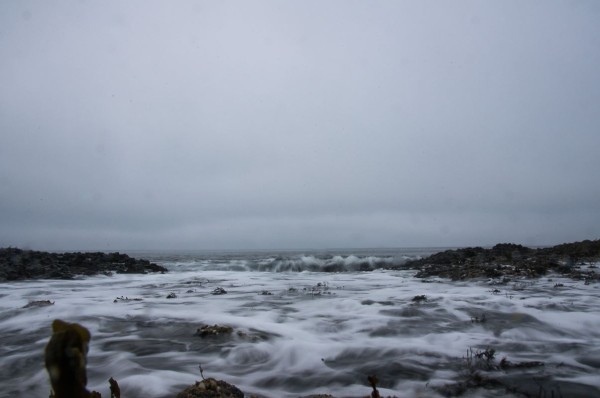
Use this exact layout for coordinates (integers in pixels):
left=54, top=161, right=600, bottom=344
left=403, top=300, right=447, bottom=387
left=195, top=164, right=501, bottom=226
left=113, top=296, right=143, bottom=303
left=211, top=287, right=227, bottom=295
left=23, top=300, right=54, bottom=308
left=411, top=295, right=427, bottom=303
left=298, top=395, right=337, bottom=398
left=176, top=378, right=243, bottom=398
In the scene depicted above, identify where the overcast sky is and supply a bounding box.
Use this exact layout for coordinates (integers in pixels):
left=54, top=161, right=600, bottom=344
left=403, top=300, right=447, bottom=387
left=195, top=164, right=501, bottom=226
left=1, top=1, right=599, bottom=251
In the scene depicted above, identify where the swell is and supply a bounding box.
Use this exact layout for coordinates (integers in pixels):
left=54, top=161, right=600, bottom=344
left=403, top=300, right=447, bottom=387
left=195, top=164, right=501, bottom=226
left=162, top=254, right=415, bottom=273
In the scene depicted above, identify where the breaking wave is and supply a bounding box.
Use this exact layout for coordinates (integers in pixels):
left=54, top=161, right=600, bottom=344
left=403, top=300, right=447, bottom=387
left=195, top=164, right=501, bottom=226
left=143, top=248, right=440, bottom=273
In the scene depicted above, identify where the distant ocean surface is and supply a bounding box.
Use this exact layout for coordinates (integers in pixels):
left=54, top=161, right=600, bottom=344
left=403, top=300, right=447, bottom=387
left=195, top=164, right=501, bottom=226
left=1, top=248, right=599, bottom=398
left=132, top=247, right=445, bottom=273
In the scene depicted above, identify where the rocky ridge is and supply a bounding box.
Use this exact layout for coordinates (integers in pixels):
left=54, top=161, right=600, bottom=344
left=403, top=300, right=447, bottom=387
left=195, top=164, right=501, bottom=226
left=401, top=239, right=600, bottom=280
left=0, top=248, right=167, bottom=281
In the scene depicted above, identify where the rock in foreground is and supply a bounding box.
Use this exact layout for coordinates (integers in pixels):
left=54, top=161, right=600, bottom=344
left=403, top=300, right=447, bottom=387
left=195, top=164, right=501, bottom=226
left=0, top=248, right=167, bottom=281
left=176, top=378, right=243, bottom=398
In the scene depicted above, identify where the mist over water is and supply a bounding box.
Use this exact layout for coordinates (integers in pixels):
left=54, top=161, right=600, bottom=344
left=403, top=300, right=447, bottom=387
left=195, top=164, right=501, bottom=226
left=1, top=249, right=599, bottom=397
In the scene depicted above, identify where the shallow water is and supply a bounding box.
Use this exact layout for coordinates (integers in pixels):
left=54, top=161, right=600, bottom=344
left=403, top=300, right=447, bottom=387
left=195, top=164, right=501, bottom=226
left=1, top=257, right=599, bottom=397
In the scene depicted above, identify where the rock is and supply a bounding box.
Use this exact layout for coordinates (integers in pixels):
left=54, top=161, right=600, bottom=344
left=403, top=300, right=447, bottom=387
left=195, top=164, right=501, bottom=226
left=403, top=239, right=600, bottom=280
left=176, top=378, right=243, bottom=398
left=108, top=377, right=121, bottom=398
left=196, top=324, right=234, bottom=338
left=23, top=300, right=54, bottom=308
left=167, top=293, right=177, bottom=299
left=235, top=329, right=274, bottom=342
left=0, top=248, right=168, bottom=281
left=499, top=357, right=544, bottom=369
left=299, top=395, right=337, bottom=398
left=113, top=296, right=143, bottom=303
left=211, top=287, right=227, bottom=295
left=411, top=295, right=427, bottom=303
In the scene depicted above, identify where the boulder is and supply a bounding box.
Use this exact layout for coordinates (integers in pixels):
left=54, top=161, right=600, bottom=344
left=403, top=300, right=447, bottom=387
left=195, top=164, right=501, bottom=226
left=176, top=378, right=243, bottom=398
left=196, top=325, right=234, bottom=338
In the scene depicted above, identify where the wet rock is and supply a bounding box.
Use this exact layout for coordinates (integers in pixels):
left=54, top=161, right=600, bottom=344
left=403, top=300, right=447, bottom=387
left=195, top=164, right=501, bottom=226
left=113, top=296, right=143, bottom=303
left=167, top=292, right=177, bottom=299
left=109, top=377, right=121, bottom=398
left=175, top=378, right=243, bottom=398
left=411, top=295, right=427, bottom=303
left=196, top=324, right=234, bottom=338
left=23, top=300, right=54, bottom=308
left=499, top=358, right=544, bottom=369
left=471, top=314, right=487, bottom=323
left=298, top=395, right=337, bottom=398
left=235, top=329, right=275, bottom=342
left=436, top=372, right=505, bottom=397
left=305, top=282, right=333, bottom=296
left=211, top=287, right=227, bottom=295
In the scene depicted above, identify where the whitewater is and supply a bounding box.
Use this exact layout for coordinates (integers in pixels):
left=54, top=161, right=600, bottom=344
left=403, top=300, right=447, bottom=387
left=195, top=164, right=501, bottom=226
left=1, top=249, right=599, bottom=397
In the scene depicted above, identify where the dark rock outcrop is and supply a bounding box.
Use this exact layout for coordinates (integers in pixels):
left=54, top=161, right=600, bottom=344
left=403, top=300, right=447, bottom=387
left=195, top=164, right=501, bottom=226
left=196, top=324, right=234, bottom=338
left=176, top=378, right=243, bottom=398
left=23, top=300, right=55, bottom=308
left=211, top=287, right=227, bottom=295
left=0, top=248, right=167, bottom=281
left=403, top=239, right=600, bottom=280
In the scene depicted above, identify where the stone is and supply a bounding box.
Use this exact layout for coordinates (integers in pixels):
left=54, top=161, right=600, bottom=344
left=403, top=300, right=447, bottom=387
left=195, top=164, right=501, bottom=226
left=176, top=378, right=243, bottom=398
left=0, top=248, right=167, bottom=281
left=196, top=324, right=234, bottom=338
left=23, top=300, right=54, bottom=308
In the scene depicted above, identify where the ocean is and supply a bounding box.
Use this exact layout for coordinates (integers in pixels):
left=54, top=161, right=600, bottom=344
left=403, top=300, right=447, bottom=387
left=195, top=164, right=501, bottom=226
left=1, top=248, right=599, bottom=397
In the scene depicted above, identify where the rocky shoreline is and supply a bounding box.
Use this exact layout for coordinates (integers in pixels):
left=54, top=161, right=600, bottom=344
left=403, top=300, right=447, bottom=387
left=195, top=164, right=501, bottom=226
left=400, top=239, right=600, bottom=281
left=0, top=248, right=167, bottom=281
left=2, top=239, right=599, bottom=283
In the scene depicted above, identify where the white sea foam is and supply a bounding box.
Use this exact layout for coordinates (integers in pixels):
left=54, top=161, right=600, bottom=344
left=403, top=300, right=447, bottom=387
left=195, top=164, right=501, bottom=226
left=0, top=260, right=599, bottom=398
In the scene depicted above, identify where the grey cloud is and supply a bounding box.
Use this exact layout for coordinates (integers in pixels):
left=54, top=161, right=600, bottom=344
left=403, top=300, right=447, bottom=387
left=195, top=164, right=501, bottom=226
left=1, top=1, right=599, bottom=250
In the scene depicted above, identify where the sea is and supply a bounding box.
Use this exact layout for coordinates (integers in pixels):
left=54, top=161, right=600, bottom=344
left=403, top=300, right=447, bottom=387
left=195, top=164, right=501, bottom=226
left=1, top=248, right=599, bottom=398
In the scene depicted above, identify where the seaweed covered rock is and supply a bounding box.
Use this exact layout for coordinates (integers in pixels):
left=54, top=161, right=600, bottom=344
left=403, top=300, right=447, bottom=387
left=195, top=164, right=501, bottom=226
left=196, top=324, right=234, bottom=338
left=176, top=378, right=243, bottom=398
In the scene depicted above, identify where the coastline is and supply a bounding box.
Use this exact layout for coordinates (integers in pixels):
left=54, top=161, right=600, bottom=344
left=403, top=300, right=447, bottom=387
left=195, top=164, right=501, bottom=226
left=0, top=248, right=167, bottom=281
left=2, top=239, right=599, bottom=282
